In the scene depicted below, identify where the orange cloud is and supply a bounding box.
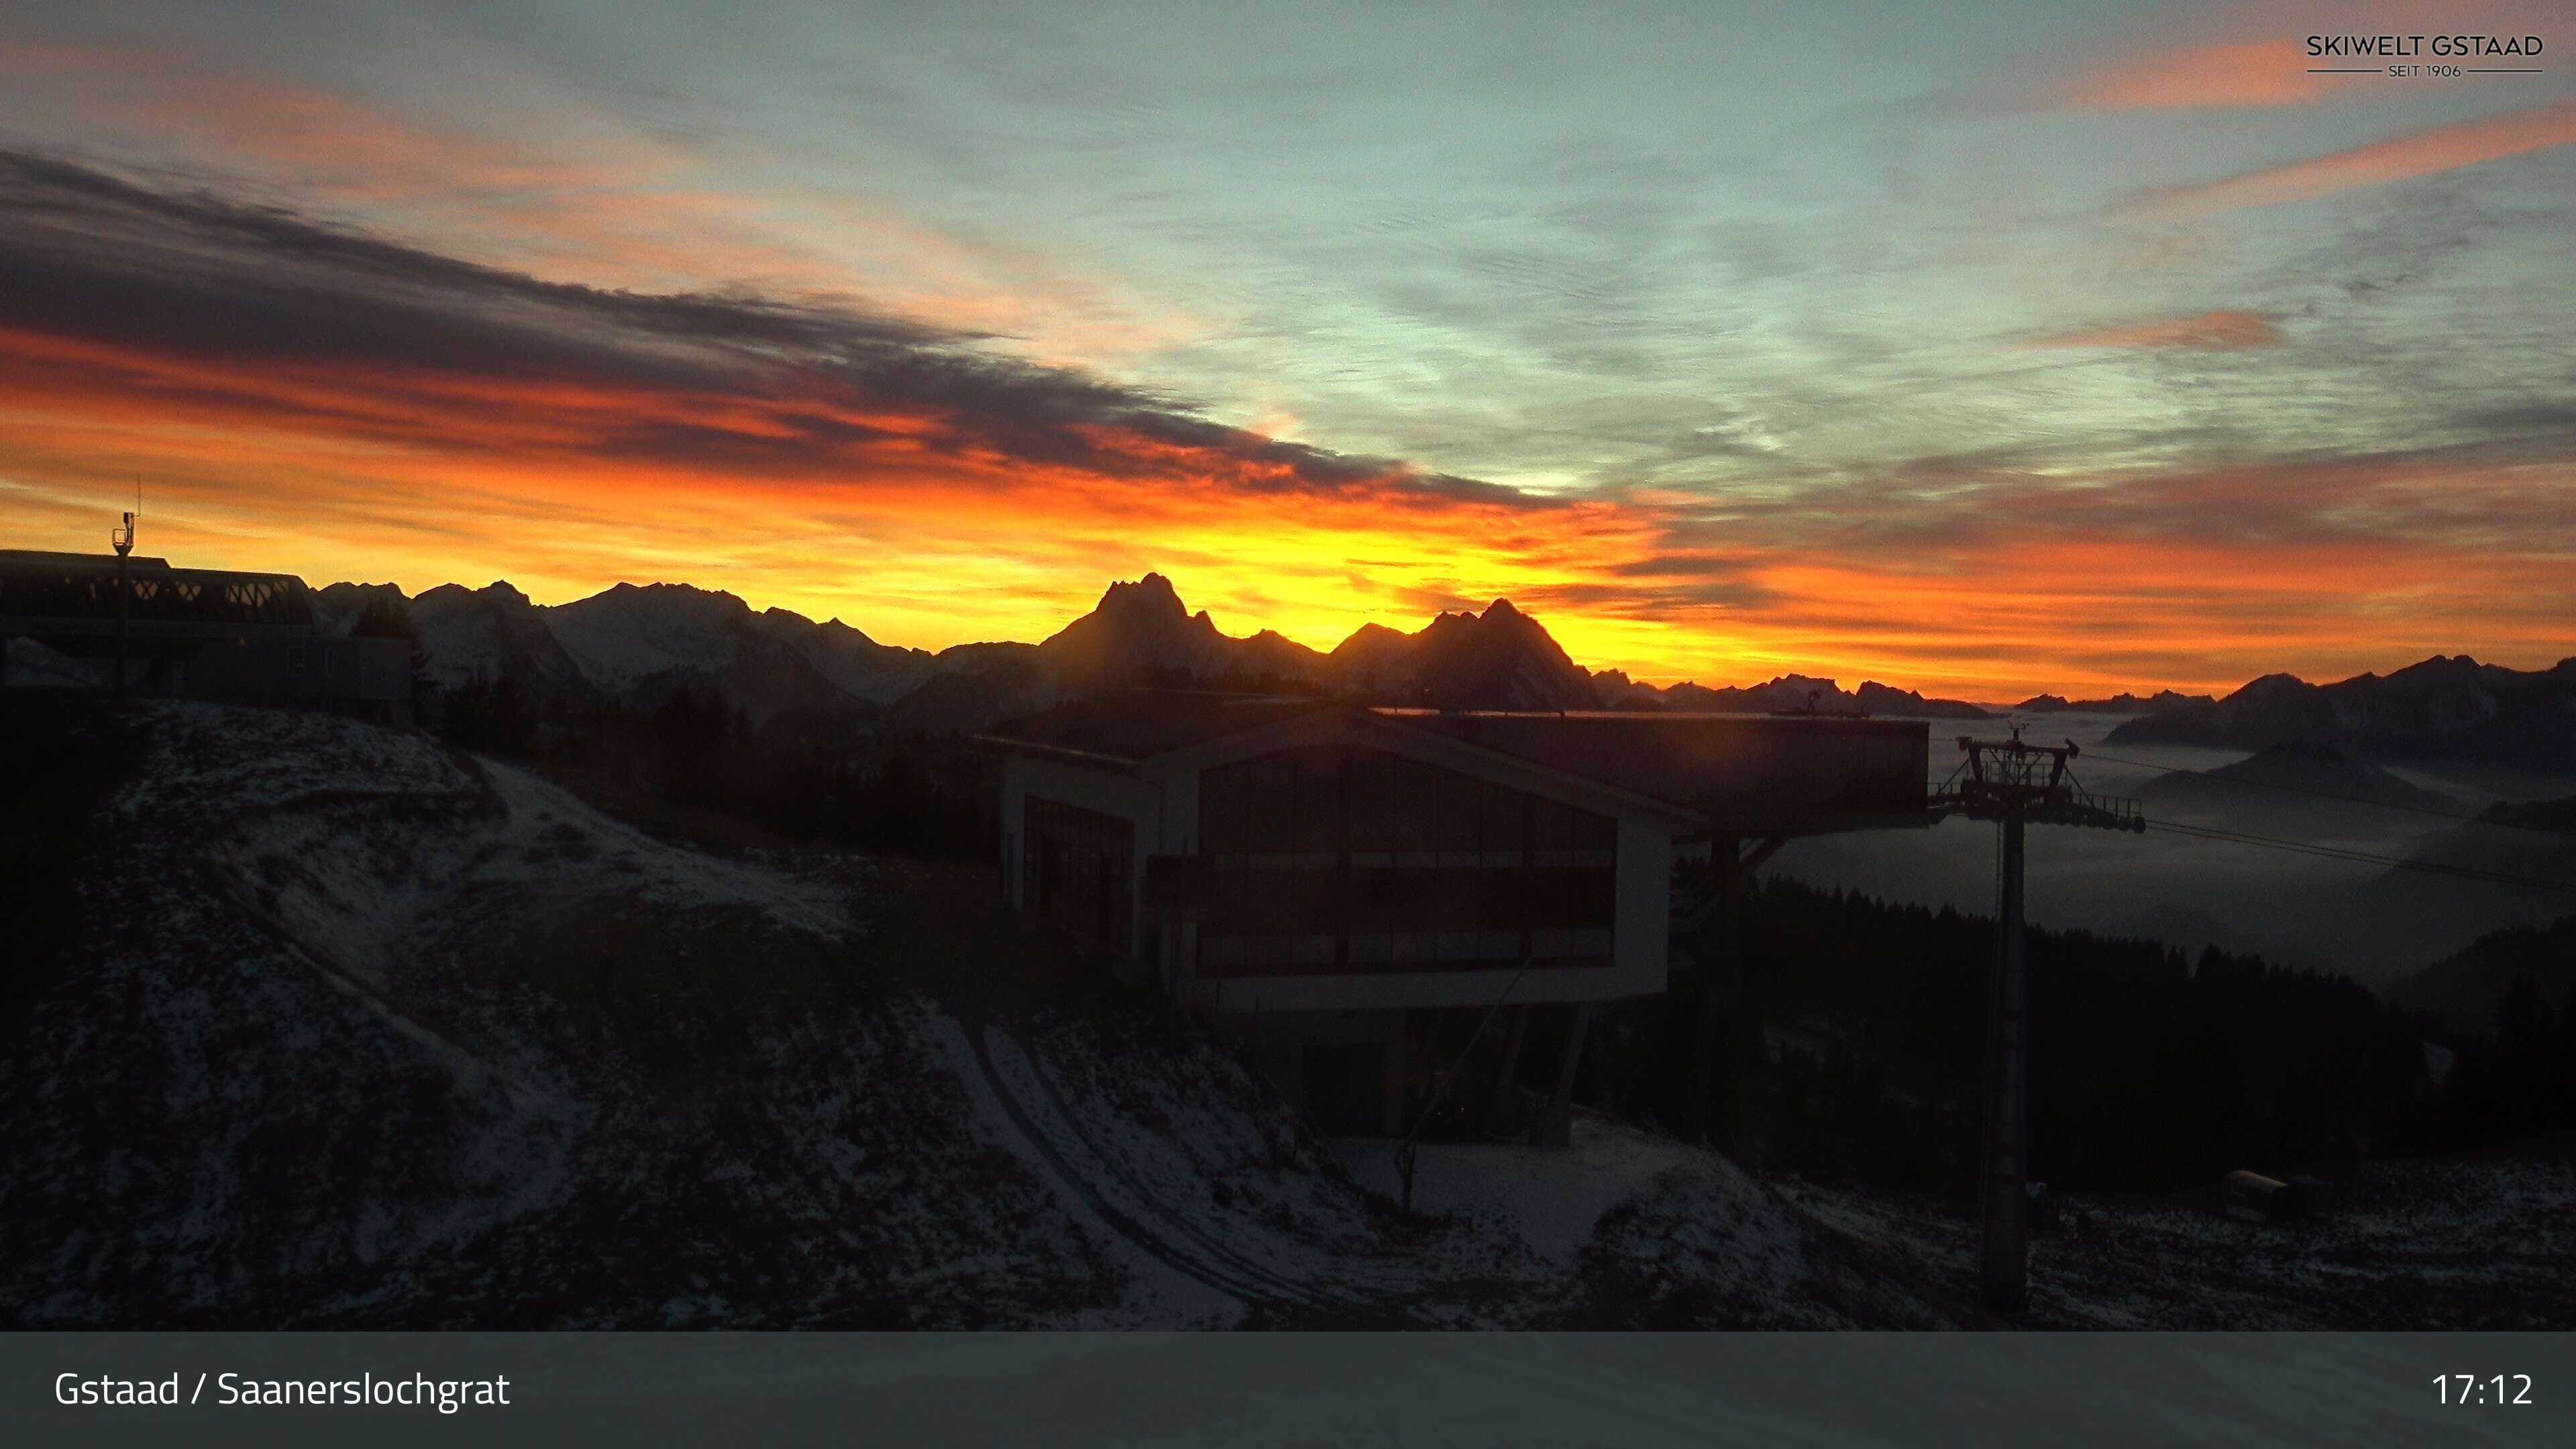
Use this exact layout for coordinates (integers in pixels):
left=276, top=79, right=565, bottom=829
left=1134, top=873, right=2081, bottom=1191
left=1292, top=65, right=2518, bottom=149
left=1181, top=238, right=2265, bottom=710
left=8, top=320, right=2568, bottom=704
left=2049, top=40, right=2332, bottom=111
left=2025, top=310, right=2286, bottom=350
left=2009, top=0, right=2567, bottom=113
left=2118, top=99, right=2576, bottom=219
left=1, top=149, right=2569, bottom=702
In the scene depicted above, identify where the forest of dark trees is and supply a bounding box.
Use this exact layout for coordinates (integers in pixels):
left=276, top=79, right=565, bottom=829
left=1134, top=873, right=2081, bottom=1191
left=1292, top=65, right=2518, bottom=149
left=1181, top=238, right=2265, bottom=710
left=437, top=669, right=996, bottom=859
left=354, top=589, right=995, bottom=861
left=1593, top=879, right=2575, bottom=1196
left=1373, top=877, right=2571, bottom=1197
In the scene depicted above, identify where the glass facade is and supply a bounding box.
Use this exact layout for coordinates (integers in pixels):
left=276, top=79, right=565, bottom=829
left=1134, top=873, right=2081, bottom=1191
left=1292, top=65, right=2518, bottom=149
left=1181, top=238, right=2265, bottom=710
left=1024, top=796, right=1135, bottom=957
left=1197, top=746, right=1615, bottom=977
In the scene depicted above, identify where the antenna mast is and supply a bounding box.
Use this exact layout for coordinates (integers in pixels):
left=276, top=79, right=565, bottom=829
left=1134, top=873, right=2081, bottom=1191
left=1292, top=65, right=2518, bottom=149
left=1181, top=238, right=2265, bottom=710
left=1932, top=726, right=2143, bottom=1313
left=111, top=481, right=140, bottom=701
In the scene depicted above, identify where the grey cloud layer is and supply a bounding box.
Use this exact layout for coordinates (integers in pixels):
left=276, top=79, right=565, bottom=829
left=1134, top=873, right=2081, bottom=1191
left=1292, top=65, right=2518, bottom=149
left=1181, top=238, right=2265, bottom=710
left=0, top=148, right=1526, bottom=506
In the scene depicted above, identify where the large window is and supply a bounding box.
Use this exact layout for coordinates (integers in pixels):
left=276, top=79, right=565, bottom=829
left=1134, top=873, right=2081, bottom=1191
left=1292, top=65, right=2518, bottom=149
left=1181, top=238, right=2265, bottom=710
left=1024, top=796, right=1134, bottom=957
left=1197, top=747, right=1615, bottom=977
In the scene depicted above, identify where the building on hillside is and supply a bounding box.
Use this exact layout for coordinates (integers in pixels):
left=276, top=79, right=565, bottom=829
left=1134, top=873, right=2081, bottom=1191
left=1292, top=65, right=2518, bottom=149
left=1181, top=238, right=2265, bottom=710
left=977, top=692, right=1934, bottom=1136
left=0, top=549, right=413, bottom=724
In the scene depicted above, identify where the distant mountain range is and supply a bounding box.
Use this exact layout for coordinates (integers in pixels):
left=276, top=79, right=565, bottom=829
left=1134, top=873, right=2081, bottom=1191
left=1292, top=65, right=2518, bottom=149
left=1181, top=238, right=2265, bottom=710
left=2106, top=654, right=2576, bottom=773
left=1597, top=670, right=1992, bottom=720
left=2394, top=912, right=2576, bottom=1036
left=315, top=572, right=2002, bottom=735
left=2137, top=740, right=2465, bottom=818
left=310, top=572, right=2576, bottom=766
left=2015, top=690, right=2216, bottom=715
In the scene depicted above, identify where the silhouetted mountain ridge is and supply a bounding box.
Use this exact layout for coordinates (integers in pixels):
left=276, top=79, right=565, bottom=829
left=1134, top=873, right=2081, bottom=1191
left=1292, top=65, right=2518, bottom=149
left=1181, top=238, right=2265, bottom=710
left=1601, top=672, right=1990, bottom=720
left=2106, top=655, right=2576, bottom=771
left=328, top=574, right=2555, bottom=747
left=2137, top=739, right=2465, bottom=816
left=2017, top=690, right=2216, bottom=715
left=2394, top=913, right=2576, bottom=1036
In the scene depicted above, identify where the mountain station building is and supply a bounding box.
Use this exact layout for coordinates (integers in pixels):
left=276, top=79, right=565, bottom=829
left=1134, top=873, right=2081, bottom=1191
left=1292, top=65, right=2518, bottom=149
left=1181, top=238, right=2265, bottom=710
left=0, top=549, right=413, bottom=724
left=978, top=692, right=1934, bottom=1136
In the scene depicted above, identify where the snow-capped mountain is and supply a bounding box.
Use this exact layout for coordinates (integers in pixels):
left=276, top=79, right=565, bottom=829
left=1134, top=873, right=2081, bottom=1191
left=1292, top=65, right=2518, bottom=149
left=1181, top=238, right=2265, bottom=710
left=316, top=579, right=935, bottom=727
left=406, top=581, right=598, bottom=706
left=544, top=582, right=765, bottom=691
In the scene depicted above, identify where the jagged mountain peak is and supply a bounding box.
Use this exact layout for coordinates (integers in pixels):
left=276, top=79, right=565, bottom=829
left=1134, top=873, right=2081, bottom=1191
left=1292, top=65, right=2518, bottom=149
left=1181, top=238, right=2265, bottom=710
left=1037, top=573, right=1291, bottom=689
left=1093, top=572, right=1189, bottom=619
left=1332, top=595, right=1597, bottom=710
left=576, top=580, right=751, bottom=614
left=413, top=579, right=533, bottom=607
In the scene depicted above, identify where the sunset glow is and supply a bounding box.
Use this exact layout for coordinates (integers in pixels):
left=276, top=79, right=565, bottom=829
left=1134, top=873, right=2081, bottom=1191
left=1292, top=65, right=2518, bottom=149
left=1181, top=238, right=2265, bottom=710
left=3, top=0, right=2571, bottom=700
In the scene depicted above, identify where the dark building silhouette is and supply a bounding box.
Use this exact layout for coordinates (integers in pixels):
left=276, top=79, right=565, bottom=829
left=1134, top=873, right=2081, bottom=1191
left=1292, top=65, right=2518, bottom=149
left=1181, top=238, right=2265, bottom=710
left=0, top=549, right=413, bottom=724
left=980, top=692, right=1933, bottom=1134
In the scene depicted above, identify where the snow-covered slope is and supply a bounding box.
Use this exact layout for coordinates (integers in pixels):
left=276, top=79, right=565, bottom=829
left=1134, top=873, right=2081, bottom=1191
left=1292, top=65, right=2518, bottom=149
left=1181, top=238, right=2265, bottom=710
left=3, top=635, right=105, bottom=687
left=13, top=703, right=2565, bottom=1330
left=0, top=704, right=1920, bottom=1328
left=1, top=703, right=1114, bottom=1327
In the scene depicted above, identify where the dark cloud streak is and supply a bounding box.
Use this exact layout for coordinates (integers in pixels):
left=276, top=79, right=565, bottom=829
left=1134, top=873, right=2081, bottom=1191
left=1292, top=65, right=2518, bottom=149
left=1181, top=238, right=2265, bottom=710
left=0, top=146, right=1524, bottom=506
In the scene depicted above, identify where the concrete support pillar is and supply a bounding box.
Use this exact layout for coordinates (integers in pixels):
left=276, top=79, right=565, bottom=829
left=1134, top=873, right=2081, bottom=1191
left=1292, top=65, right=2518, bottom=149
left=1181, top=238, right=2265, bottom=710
left=1383, top=1019, right=1408, bottom=1139
left=1681, top=841, right=1761, bottom=1166
left=1979, top=814, right=2031, bottom=1313
left=113, top=550, right=129, bottom=704
left=1682, top=840, right=1732, bottom=1146
left=1683, top=915, right=1715, bottom=1142
left=1722, top=850, right=1763, bottom=1170
left=1482, top=1004, right=1531, bottom=1138
left=1537, top=1002, right=1591, bottom=1148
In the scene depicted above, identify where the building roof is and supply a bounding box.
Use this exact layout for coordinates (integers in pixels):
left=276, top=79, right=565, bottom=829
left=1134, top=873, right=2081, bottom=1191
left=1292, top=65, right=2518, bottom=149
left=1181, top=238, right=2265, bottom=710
left=975, top=690, right=1342, bottom=765
left=0, top=550, right=175, bottom=573
left=1, top=549, right=319, bottom=635
left=978, top=690, right=1933, bottom=837
left=1387, top=709, right=1927, bottom=834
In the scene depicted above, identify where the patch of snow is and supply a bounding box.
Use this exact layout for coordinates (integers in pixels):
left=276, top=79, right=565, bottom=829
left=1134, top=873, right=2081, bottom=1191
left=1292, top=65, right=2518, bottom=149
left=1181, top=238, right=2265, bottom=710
left=470, top=759, right=849, bottom=938
left=113, top=700, right=470, bottom=817
left=2422, top=1041, right=2455, bottom=1088
left=4, top=635, right=107, bottom=687
left=1333, top=1116, right=1693, bottom=1263
left=906, top=1001, right=1224, bottom=1327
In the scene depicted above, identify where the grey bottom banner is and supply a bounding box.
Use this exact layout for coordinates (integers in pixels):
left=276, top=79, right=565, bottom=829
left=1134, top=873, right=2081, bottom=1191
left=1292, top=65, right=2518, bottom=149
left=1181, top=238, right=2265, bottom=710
left=6, top=1332, right=2571, bottom=1448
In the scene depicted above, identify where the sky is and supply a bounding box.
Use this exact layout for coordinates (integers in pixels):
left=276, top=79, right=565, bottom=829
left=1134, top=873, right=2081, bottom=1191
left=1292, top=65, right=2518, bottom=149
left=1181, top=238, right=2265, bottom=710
left=1, top=0, right=2571, bottom=698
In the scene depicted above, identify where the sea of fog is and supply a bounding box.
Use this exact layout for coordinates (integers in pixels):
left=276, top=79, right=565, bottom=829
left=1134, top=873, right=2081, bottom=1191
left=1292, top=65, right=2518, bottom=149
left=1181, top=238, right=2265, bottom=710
left=1763, top=712, right=2576, bottom=990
